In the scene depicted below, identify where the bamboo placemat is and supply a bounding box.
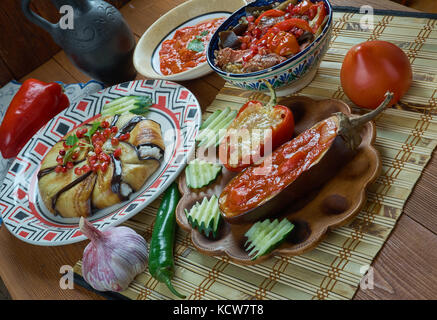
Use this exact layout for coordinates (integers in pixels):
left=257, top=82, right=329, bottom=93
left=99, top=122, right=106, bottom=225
left=74, top=10, right=437, bottom=300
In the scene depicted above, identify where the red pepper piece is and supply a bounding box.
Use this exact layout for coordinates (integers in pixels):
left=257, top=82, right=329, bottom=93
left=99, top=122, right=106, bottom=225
left=219, top=81, right=294, bottom=172
left=291, top=0, right=312, bottom=15
left=273, top=18, right=313, bottom=34
left=255, top=9, right=285, bottom=25
left=309, top=2, right=327, bottom=34
left=0, top=79, right=69, bottom=158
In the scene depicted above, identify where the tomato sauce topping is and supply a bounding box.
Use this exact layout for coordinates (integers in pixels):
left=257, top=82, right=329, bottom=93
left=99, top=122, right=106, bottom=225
left=159, top=17, right=226, bottom=75
left=219, top=117, right=338, bottom=216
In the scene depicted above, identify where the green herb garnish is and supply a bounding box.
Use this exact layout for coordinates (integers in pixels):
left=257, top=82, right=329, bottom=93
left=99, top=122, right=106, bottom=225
left=187, top=38, right=204, bottom=52
left=63, top=144, right=80, bottom=165
left=63, top=129, right=95, bottom=165
left=85, top=122, right=101, bottom=139
left=65, top=134, right=79, bottom=146
left=187, top=29, right=209, bottom=53
left=129, top=96, right=153, bottom=115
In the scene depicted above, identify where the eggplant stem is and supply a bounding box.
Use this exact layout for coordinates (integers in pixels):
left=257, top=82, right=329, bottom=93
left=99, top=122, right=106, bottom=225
left=262, top=79, right=277, bottom=108
left=350, top=91, right=394, bottom=128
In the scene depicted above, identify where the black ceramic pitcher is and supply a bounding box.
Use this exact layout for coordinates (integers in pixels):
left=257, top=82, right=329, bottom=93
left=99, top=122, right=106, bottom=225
left=21, top=0, right=137, bottom=86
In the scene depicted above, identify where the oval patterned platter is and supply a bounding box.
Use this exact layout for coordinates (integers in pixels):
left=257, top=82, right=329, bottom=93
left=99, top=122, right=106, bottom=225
left=0, top=80, right=201, bottom=246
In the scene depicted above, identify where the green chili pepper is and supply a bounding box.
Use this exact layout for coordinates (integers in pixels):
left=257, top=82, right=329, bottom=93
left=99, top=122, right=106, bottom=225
left=148, top=182, right=186, bottom=299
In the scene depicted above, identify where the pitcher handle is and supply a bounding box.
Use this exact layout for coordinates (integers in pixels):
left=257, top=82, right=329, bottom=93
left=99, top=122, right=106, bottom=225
left=21, top=0, right=57, bottom=35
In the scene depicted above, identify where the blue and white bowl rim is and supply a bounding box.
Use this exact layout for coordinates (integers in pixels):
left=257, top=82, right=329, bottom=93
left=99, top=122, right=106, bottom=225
left=206, top=0, right=333, bottom=78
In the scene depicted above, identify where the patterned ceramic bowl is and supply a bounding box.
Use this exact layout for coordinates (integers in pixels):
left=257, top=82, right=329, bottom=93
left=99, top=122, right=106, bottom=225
left=206, top=0, right=333, bottom=96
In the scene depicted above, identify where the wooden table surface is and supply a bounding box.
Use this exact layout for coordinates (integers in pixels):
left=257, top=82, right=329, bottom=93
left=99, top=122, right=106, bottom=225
left=2, top=0, right=437, bottom=300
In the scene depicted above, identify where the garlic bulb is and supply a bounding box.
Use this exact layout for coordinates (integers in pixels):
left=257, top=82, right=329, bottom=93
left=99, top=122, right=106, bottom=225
left=79, top=217, right=148, bottom=292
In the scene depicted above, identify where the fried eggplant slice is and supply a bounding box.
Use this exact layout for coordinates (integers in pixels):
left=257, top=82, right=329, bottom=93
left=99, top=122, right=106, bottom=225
left=55, top=172, right=97, bottom=218
left=39, top=160, right=90, bottom=214
left=121, top=161, right=160, bottom=191
left=91, top=160, right=124, bottom=209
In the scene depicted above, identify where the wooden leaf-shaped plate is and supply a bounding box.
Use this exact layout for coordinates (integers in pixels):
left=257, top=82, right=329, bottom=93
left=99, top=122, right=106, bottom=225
left=175, top=96, right=381, bottom=265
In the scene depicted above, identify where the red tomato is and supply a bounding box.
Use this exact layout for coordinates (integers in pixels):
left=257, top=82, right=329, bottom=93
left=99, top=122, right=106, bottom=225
left=340, top=40, right=412, bottom=109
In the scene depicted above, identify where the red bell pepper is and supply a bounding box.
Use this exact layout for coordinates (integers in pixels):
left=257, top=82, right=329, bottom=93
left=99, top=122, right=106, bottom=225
left=273, top=18, right=314, bottom=34
left=0, top=79, right=70, bottom=158
left=255, top=9, right=285, bottom=25
left=219, top=81, right=295, bottom=172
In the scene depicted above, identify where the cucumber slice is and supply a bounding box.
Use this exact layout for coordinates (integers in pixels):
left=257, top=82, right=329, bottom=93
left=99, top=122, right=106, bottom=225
left=200, top=109, right=222, bottom=130
left=198, top=110, right=238, bottom=148
left=185, top=195, right=222, bottom=239
left=196, top=107, right=237, bottom=148
left=244, top=218, right=294, bottom=260
left=185, top=159, right=222, bottom=189
left=196, top=107, right=231, bottom=142
left=101, top=95, right=152, bottom=116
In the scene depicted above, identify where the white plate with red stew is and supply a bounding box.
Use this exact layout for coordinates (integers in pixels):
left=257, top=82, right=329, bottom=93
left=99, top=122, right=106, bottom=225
left=0, top=80, right=201, bottom=246
left=133, top=0, right=247, bottom=81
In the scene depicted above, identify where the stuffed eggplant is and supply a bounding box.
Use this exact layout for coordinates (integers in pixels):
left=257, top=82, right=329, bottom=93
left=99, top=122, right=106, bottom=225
left=38, top=114, right=165, bottom=218
left=219, top=92, right=393, bottom=224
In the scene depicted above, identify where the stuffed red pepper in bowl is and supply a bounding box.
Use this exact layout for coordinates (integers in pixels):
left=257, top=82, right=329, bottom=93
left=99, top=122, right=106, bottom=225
left=206, top=0, right=332, bottom=96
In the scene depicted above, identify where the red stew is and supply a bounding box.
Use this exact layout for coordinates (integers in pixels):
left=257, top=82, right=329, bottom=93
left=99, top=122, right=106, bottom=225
left=215, top=0, right=328, bottom=74
left=219, top=117, right=337, bottom=216
left=159, top=17, right=226, bottom=75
